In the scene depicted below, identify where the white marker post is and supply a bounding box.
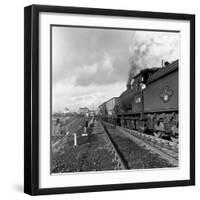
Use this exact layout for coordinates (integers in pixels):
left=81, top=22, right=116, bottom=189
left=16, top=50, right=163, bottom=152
left=73, top=133, right=77, bottom=146
left=82, top=126, right=88, bottom=136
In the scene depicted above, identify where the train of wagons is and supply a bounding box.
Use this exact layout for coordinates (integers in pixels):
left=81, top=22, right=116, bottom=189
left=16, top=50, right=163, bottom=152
left=98, top=59, right=178, bottom=143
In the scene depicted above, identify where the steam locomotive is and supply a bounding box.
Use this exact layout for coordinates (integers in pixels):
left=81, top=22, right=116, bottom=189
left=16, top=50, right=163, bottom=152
left=98, top=60, right=178, bottom=142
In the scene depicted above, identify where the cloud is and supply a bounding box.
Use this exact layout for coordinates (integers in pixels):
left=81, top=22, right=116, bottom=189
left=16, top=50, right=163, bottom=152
left=52, top=26, right=132, bottom=87
left=128, top=31, right=180, bottom=75
left=52, top=27, right=180, bottom=112
left=53, top=80, right=126, bottom=112
left=74, top=54, right=117, bottom=86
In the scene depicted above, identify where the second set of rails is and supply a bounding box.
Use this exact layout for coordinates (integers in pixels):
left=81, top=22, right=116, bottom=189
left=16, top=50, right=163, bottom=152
left=101, top=121, right=178, bottom=169
left=52, top=116, right=178, bottom=172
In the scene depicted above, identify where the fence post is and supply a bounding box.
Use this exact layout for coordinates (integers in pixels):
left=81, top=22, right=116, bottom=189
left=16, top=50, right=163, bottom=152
left=73, top=133, right=77, bottom=146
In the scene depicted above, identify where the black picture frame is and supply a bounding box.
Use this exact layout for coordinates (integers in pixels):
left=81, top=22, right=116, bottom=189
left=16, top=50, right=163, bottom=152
left=24, top=4, right=195, bottom=196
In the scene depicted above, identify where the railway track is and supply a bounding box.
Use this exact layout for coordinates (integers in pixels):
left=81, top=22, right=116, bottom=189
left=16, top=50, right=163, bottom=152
left=52, top=120, right=119, bottom=173
left=102, top=121, right=178, bottom=168
left=52, top=119, right=178, bottom=173
left=101, top=123, right=128, bottom=170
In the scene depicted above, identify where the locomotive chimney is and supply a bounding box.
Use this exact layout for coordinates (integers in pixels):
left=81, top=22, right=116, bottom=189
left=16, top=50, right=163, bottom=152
left=126, top=72, right=134, bottom=89
left=126, top=75, right=132, bottom=89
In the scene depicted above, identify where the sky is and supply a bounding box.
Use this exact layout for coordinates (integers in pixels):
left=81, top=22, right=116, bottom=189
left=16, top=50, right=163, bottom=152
left=52, top=26, right=180, bottom=112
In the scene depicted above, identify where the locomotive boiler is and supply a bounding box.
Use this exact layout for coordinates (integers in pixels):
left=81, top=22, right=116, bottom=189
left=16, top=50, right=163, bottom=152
left=98, top=59, right=179, bottom=142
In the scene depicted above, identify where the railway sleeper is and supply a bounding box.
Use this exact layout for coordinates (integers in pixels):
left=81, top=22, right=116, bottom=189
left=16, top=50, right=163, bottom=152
left=122, top=126, right=178, bottom=150
left=116, top=126, right=178, bottom=166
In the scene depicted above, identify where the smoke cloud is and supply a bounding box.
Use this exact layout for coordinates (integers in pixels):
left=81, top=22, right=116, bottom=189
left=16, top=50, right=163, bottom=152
left=128, top=31, right=180, bottom=76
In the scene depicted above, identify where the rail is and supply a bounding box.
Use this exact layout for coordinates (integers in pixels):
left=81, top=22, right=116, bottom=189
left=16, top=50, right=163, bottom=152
left=103, top=121, right=178, bottom=166
left=100, top=122, right=128, bottom=170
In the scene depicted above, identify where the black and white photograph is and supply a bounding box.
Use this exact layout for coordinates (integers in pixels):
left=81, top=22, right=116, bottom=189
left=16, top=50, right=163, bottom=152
left=51, top=26, right=180, bottom=174
left=24, top=4, right=195, bottom=195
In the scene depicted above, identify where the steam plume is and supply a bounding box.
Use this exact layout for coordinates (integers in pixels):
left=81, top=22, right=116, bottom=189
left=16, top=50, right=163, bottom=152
left=128, top=31, right=180, bottom=75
